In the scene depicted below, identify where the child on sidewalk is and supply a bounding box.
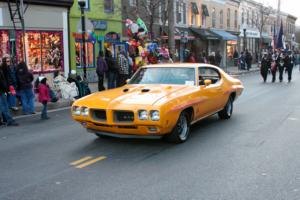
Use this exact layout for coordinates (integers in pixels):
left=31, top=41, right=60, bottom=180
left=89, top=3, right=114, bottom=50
left=38, top=77, right=50, bottom=120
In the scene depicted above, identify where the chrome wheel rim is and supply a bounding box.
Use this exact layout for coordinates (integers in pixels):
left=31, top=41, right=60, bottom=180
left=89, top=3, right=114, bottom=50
left=177, top=114, right=188, bottom=141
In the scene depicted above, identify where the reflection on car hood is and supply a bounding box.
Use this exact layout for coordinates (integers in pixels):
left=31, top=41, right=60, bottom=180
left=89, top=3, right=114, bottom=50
left=76, top=84, right=190, bottom=108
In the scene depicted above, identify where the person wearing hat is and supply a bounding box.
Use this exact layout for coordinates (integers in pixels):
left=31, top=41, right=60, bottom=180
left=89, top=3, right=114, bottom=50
left=260, top=52, right=271, bottom=83
left=38, top=77, right=50, bottom=120
left=286, top=50, right=295, bottom=82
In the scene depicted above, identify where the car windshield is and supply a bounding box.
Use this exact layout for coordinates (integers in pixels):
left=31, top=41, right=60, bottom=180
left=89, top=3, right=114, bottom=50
left=129, top=67, right=196, bottom=85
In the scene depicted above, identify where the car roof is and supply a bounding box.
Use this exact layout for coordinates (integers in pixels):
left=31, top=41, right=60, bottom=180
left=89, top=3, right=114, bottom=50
left=142, top=63, right=220, bottom=69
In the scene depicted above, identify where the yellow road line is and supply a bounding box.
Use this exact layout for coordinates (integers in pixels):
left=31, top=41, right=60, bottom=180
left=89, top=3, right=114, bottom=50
left=75, top=156, right=107, bottom=169
left=70, top=156, right=93, bottom=166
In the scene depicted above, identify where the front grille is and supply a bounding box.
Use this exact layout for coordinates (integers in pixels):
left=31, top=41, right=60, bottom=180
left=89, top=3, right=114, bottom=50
left=92, top=109, right=107, bottom=122
left=114, top=111, right=134, bottom=122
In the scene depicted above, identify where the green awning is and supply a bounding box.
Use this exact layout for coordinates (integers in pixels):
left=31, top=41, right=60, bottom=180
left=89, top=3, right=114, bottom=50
left=190, top=28, right=219, bottom=40
left=192, top=2, right=199, bottom=15
left=202, top=4, right=209, bottom=17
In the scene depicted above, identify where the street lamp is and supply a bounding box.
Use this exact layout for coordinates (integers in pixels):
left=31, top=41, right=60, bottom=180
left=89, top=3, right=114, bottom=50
left=243, top=28, right=247, bottom=52
left=78, top=0, right=87, bottom=80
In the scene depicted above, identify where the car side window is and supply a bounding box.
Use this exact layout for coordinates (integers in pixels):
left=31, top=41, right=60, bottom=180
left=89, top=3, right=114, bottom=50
left=198, top=67, right=221, bottom=85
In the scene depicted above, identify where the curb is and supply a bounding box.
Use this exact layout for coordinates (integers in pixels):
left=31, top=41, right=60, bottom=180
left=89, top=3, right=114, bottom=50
left=228, top=68, right=260, bottom=76
left=11, top=100, right=72, bottom=117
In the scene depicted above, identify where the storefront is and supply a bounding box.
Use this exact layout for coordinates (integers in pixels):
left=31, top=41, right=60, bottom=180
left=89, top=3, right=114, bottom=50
left=16, top=31, right=64, bottom=73
left=0, top=1, right=72, bottom=76
left=69, top=0, right=123, bottom=83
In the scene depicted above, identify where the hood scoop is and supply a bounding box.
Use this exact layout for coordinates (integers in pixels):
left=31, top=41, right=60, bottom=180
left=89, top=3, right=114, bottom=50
left=141, top=88, right=150, bottom=93
left=123, top=88, right=129, bottom=92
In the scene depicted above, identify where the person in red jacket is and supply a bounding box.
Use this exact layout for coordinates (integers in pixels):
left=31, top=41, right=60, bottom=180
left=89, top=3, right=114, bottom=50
left=38, top=77, right=50, bottom=120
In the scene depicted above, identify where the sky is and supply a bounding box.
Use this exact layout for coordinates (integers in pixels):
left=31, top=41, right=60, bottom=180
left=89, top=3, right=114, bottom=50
left=257, top=0, right=300, bottom=25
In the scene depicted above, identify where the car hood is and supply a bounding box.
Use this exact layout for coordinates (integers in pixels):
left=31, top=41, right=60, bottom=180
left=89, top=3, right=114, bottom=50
left=75, top=84, right=190, bottom=108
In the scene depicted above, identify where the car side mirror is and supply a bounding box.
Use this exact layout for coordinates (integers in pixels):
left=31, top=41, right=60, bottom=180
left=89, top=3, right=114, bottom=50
left=204, top=79, right=212, bottom=86
left=126, top=79, right=130, bottom=84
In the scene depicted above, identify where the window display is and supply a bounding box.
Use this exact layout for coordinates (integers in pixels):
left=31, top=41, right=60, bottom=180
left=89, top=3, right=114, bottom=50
left=0, top=31, right=10, bottom=60
left=75, top=41, right=95, bottom=68
left=16, top=31, right=63, bottom=73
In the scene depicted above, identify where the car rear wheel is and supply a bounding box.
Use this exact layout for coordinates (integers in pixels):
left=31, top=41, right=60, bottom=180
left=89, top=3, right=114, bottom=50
left=164, top=111, right=190, bottom=143
left=218, top=96, right=233, bottom=119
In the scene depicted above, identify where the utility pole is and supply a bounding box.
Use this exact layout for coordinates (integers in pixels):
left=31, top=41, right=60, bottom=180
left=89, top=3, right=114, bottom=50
left=168, top=0, right=175, bottom=59
left=20, top=0, right=27, bottom=64
left=276, top=0, right=281, bottom=30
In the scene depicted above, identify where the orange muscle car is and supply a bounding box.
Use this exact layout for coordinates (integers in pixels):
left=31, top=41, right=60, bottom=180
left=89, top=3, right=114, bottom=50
left=72, top=64, right=244, bottom=143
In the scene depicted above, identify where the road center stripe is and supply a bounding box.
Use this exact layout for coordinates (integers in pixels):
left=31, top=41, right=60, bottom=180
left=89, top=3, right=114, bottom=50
left=70, top=156, right=93, bottom=166
left=75, top=156, right=107, bottom=169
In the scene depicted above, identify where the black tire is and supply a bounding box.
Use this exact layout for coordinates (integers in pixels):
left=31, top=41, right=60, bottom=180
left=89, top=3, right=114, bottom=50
left=218, top=96, right=233, bottom=120
left=95, top=133, right=111, bottom=139
left=164, top=111, right=191, bottom=143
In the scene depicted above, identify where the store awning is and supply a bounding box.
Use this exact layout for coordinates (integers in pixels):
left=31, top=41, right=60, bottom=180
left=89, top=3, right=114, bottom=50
left=191, top=2, right=199, bottom=15
left=262, top=37, right=272, bottom=43
left=190, top=28, right=220, bottom=40
left=209, top=29, right=237, bottom=41
left=202, top=4, right=209, bottom=17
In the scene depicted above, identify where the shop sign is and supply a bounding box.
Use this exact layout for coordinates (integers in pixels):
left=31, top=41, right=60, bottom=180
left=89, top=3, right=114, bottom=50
left=240, top=30, right=260, bottom=38
left=227, top=40, right=237, bottom=45
left=91, top=20, right=107, bottom=30
left=72, top=32, right=96, bottom=43
left=104, top=32, right=120, bottom=42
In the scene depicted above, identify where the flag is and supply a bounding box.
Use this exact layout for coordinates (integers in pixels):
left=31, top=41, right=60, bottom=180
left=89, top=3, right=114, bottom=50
left=276, top=20, right=284, bottom=49
left=271, top=23, right=276, bottom=50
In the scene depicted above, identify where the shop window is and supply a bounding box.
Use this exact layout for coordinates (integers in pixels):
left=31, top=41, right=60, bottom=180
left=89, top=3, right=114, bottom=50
left=104, top=0, right=114, bottom=13
left=75, top=41, right=95, bottom=68
left=0, top=31, right=10, bottom=59
left=220, top=10, right=223, bottom=29
left=16, top=31, right=63, bottom=73
left=227, top=8, right=231, bottom=29
left=212, top=8, right=216, bottom=28
left=234, top=10, right=238, bottom=29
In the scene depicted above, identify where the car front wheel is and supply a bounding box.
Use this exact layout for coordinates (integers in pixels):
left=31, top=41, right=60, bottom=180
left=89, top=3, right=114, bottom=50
left=164, top=111, right=190, bottom=143
left=218, top=96, right=233, bottom=119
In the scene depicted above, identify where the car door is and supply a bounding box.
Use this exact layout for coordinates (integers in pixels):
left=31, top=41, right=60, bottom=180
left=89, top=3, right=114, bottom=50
left=195, top=67, right=224, bottom=118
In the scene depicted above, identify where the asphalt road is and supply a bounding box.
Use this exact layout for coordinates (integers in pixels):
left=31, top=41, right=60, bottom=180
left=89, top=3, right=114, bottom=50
left=1, top=70, right=300, bottom=200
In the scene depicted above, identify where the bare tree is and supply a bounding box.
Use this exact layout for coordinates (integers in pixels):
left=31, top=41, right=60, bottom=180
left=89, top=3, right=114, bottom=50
left=257, top=5, right=272, bottom=57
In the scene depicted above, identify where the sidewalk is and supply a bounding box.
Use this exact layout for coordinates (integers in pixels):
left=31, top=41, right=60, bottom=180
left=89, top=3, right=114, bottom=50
left=11, top=65, right=259, bottom=118
left=225, top=63, right=260, bottom=76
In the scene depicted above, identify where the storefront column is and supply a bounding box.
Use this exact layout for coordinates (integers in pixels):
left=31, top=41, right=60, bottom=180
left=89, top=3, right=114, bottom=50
left=63, top=11, right=70, bottom=77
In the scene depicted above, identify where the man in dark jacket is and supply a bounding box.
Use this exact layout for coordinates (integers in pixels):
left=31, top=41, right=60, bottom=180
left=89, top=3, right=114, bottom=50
left=260, top=53, right=271, bottom=83
left=0, top=66, right=18, bottom=126
left=16, top=62, right=35, bottom=115
left=286, top=51, right=294, bottom=82
left=96, top=51, right=108, bottom=91
left=245, top=50, right=252, bottom=71
left=105, top=50, right=118, bottom=89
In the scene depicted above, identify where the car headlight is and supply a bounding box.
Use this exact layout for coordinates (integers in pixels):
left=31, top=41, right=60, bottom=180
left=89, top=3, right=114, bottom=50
left=73, top=106, right=81, bottom=116
left=138, top=110, right=148, bottom=120
left=81, top=107, right=89, bottom=117
left=150, top=110, right=160, bottom=121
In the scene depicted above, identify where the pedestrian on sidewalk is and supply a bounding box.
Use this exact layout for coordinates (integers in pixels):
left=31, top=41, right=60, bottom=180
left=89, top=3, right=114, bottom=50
left=215, top=51, right=222, bottom=67
left=245, top=50, right=252, bottom=71
left=105, top=50, right=118, bottom=89
left=233, top=49, right=239, bottom=67
left=16, top=62, right=35, bottom=115
left=1, top=56, right=18, bottom=111
left=96, top=51, right=108, bottom=91
left=0, top=63, right=18, bottom=126
left=38, top=77, right=50, bottom=120
left=117, top=50, right=130, bottom=87
left=239, top=52, right=246, bottom=70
